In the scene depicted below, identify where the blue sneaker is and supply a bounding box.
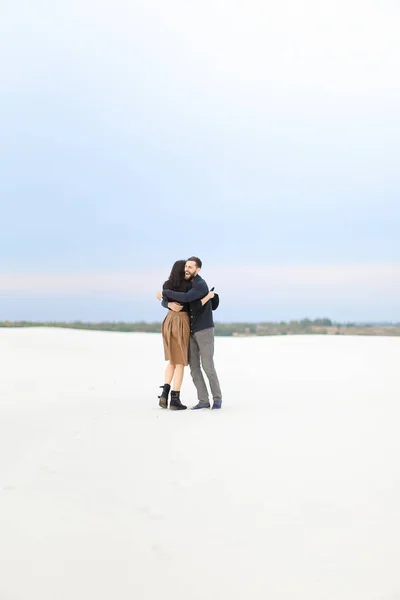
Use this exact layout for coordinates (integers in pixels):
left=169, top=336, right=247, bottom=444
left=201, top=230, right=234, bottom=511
left=212, top=400, right=222, bottom=410
left=191, top=402, right=210, bottom=410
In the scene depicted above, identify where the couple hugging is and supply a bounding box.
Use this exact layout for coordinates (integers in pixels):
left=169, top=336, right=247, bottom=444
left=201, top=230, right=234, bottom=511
left=156, top=256, right=222, bottom=411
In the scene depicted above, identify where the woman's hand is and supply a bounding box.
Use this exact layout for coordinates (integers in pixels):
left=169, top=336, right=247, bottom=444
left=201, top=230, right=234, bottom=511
left=156, top=290, right=162, bottom=301
left=201, top=290, right=215, bottom=305
left=169, top=302, right=183, bottom=312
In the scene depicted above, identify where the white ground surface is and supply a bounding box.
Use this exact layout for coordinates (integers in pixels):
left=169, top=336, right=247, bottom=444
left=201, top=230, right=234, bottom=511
left=0, top=328, right=399, bottom=600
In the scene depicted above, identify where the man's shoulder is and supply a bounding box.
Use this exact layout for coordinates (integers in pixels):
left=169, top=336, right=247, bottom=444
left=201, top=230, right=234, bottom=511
left=194, top=274, right=207, bottom=286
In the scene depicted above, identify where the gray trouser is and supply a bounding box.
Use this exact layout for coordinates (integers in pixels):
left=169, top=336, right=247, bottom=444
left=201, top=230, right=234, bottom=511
left=189, top=327, right=222, bottom=403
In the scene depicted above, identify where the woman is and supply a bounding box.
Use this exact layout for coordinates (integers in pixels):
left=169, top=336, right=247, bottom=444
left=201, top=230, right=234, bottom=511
left=158, top=260, right=214, bottom=410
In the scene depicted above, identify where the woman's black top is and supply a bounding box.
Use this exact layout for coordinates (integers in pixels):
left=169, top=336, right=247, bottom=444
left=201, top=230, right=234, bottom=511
left=162, top=280, right=191, bottom=313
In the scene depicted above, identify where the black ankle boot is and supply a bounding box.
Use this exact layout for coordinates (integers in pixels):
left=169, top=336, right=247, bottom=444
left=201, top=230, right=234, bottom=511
left=158, top=384, right=171, bottom=409
left=169, top=391, right=187, bottom=411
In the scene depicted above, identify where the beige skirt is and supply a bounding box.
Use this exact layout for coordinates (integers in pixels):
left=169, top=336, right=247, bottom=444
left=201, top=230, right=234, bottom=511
left=162, top=311, right=190, bottom=366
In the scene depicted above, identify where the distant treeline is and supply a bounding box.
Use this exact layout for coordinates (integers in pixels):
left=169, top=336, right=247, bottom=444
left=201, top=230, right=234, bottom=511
left=1, top=319, right=400, bottom=337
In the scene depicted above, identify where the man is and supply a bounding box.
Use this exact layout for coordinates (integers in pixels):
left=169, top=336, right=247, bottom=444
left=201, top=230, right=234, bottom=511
left=161, top=256, right=222, bottom=410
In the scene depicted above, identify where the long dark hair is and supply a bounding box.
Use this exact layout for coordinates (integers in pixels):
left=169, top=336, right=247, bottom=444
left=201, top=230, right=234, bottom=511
left=163, top=260, right=187, bottom=291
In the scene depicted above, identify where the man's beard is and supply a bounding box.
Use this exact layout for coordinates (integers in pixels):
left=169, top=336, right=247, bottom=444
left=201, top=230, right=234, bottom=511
left=185, top=272, right=195, bottom=281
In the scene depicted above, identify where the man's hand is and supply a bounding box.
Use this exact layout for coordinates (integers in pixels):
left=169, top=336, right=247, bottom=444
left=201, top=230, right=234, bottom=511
left=156, top=290, right=162, bottom=301
left=169, top=302, right=183, bottom=312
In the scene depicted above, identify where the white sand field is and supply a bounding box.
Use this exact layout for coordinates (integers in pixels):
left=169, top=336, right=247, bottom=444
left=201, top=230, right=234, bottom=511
left=0, top=328, right=399, bottom=600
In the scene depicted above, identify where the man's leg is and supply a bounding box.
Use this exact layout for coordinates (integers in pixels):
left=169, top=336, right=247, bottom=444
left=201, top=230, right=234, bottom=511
left=189, top=334, right=210, bottom=405
left=193, top=328, right=222, bottom=404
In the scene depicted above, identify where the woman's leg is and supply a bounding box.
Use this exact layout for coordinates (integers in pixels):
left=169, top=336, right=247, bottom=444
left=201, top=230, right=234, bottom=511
left=165, top=361, right=175, bottom=384
left=172, top=364, right=184, bottom=391
left=159, top=361, right=175, bottom=408
left=170, top=365, right=187, bottom=410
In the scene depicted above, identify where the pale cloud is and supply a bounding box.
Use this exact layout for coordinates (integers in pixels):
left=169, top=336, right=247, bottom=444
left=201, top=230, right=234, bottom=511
left=0, top=272, right=161, bottom=297
left=1, top=264, right=399, bottom=305
left=3, top=0, right=399, bottom=113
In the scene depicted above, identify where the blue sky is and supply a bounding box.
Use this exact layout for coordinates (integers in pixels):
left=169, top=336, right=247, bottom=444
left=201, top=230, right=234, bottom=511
left=1, top=0, right=399, bottom=322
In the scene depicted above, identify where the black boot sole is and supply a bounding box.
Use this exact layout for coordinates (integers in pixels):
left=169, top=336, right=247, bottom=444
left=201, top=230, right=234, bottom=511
left=158, top=397, right=168, bottom=409
left=170, top=404, right=187, bottom=411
